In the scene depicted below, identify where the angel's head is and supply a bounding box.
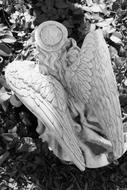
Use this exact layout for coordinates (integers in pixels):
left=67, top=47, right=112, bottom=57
left=60, top=38, right=80, bottom=70
left=65, top=46, right=80, bottom=67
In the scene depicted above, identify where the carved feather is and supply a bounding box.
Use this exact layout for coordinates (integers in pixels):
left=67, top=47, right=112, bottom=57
left=5, top=60, right=85, bottom=171
left=64, top=29, right=124, bottom=159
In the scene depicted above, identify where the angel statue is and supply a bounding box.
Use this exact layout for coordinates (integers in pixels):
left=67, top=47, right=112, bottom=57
left=5, top=21, right=127, bottom=171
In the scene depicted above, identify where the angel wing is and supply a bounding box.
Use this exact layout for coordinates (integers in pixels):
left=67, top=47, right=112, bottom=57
left=64, top=29, right=124, bottom=160
left=5, top=60, right=85, bottom=171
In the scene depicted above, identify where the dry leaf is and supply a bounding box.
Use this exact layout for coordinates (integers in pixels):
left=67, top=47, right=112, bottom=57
left=110, top=34, right=122, bottom=44
left=96, top=18, right=114, bottom=27
left=103, top=26, right=115, bottom=34
left=86, top=0, right=93, bottom=6
left=0, top=151, right=10, bottom=166
left=0, top=24, right=8, bottom=32
left=2, top=35, right=16, bottom=43
left=10, top=94, right=22, bottom=107
left=0, top=43, right=11, bottom=56
left=90, top=4, right=103, bottom=13
left=75, top=4, right=91, bottom=12
left=0, top=87, right=11, bottom=103
left=112, top=31, right=122, bottom=39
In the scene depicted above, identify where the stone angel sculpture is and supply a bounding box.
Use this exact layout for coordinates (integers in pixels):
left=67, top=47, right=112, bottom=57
left=5, top=21, right=126, bottom=171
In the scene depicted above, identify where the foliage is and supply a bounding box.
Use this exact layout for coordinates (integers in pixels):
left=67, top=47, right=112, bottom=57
left=0, top=0, right=127, bottom=189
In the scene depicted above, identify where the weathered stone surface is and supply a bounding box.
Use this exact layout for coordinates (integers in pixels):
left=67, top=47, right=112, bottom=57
left=5, top=21, right=127, bottom=171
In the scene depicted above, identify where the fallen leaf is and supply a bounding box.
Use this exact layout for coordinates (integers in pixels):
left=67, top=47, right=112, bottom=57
left=17, top=31, right=25, bottom=37
left=75, top=4, right=91, bottom=12
left=90, top=4, right=103, bottom=13
left=1, top=101, right=9, bottom=112
left=10, top=94, right=22, bottom=107
left=8, top=126, right=17, bottom=136
left=17, top=137, right=36, bottom=152
left=124, top=79, right=127, bottom=87
left=0, top=87, right=11, bottom=103
left=0, top=75, right=10, bottom=89
left=86, top=0, right=93, bottom=6
left=0, top=151, right=9, bottom=166
left=96, top=18, right=114, bottom=27
left=4, top=30, right=13, bottom=36
left=109, top=46, right=118, bottom=58
left=1, top=133, right=15, bottom=142
left=119, top=94, right=127, bottom=107
left=91, top=13, right=103, bottom=21
left=0, top=56, right=3, bottom=63
left=0, top=43, right=11, bottom=56
left=84, top=13, right=92, bottom=20
left=0, top=24, right=8, bottom=32
left=110, top=34, right=122, bottom=44
left=102, top=25, right=115, bottom=34
left=2, top=35, right=16, bottom=43
left=112, top=31, right=122, bottom=39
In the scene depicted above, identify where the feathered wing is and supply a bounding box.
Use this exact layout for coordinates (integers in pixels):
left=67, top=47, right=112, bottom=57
left=65, top=30, right=124, bottom=159
left=5, top=60, right=85, bottom=171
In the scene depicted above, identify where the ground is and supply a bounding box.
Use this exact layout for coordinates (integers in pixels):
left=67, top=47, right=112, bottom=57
left=0, top=0, right=127, bottom=189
